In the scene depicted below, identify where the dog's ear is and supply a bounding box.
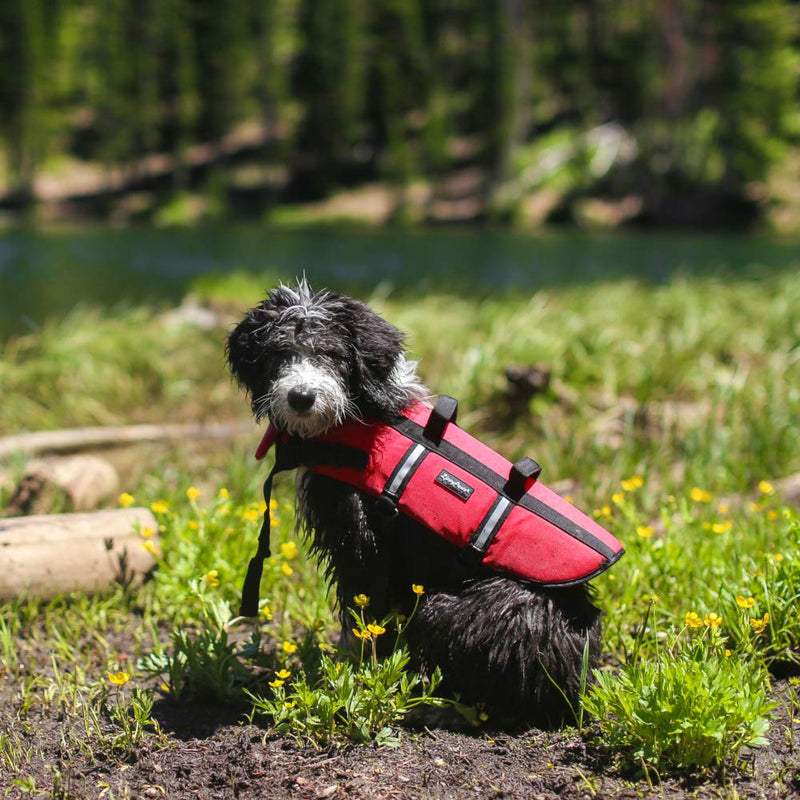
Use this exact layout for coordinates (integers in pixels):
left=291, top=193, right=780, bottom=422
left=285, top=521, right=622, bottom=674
left=340, top=297, right=408, bottom=413
left=226, top=302, right=275, bottom=396
left=226, top=285, right=304, bottom=393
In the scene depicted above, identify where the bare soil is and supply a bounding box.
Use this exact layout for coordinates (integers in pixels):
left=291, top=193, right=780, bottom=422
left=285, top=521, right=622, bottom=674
left=2, top=628, right=799, bottom=800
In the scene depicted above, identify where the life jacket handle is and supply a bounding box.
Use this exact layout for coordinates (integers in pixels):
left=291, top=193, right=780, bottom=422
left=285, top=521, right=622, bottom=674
left=422, top=395, right=458, bottom=444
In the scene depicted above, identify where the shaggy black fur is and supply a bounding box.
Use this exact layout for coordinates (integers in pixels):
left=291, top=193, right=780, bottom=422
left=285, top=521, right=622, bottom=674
left=227, top=281, right=602, bottom=727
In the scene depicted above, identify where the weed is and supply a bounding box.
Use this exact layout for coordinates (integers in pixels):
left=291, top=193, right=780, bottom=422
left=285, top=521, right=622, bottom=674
left=584, top=615, right=775, bottom=773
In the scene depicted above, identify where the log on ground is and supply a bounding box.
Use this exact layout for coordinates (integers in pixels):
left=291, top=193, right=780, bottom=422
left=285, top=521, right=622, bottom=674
left=0, top=508, right=159, bottom=600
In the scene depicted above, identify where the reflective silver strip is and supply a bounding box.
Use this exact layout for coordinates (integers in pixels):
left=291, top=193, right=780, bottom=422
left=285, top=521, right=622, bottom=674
left=385, top=443, right=427, bottom=497
left=471, top=496, right=512, bottom=552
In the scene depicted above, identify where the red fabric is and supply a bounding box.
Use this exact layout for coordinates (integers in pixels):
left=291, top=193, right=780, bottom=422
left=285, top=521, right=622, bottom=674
left=255, top=403, right=623, bottom=584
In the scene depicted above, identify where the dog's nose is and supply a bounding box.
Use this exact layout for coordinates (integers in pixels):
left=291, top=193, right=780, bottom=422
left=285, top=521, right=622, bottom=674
left=287, top=387, right=316, bottom=412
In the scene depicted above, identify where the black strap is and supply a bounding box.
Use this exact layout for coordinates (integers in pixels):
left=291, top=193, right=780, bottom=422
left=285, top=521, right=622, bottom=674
left=239, top=464, right=280, bottom=617
left=459, top=495, right=515, bottom=568
left=239, top=436, right=370, bottom=617
left=505, top=456, right=542, bottom=500
left=390, top=414, right=616, bottom=562
left=423, top=395, right=458, bottom=444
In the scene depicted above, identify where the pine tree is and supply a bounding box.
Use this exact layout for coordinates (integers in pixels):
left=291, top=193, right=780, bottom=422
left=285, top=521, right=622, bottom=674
left=0, top=0, right=51, bottom=204
left=710, top=0, right=800, bottom=187
left=292, top=0, right=369, bottom=197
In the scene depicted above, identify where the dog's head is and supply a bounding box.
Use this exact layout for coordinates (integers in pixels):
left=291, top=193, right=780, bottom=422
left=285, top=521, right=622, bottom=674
left=226, top=280, right=426, bottom=437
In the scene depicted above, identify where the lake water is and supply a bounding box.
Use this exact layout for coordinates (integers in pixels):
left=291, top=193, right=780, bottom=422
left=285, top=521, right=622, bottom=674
left=1, top=226, right=798, bottom=339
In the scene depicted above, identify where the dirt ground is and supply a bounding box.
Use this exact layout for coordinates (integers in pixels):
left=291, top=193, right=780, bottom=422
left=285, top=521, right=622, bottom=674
left=2, top=661, right=799, bottom=800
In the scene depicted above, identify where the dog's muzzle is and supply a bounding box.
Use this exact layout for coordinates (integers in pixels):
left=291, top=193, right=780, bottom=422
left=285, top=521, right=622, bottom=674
left=268, top=359, right=350, bottom=438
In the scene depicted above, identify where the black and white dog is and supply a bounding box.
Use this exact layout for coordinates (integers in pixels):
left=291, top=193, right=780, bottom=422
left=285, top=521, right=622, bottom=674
left=227, top=280, right=601, bottom=727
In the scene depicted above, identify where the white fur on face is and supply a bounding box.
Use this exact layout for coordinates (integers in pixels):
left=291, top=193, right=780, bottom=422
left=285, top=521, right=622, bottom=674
left=267, top=357, right=352, bottom=438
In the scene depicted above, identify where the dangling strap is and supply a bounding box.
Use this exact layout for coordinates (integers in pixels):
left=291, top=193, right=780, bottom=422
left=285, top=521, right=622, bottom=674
left=239, top=463, right=281, bottom=617
left=239, top=436, right=369, bottom=617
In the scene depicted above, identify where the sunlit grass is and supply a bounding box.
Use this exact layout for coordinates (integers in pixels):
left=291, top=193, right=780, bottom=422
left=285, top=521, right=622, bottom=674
left=1, top=266, right=800, bottom=777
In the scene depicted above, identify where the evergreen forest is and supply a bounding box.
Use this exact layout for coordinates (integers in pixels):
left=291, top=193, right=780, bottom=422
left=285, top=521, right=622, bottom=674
left=1, top=0, right=799, bottom=227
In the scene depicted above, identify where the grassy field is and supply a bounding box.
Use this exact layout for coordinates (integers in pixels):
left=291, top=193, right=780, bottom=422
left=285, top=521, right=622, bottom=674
left=1, top=267, right=799, bottom=796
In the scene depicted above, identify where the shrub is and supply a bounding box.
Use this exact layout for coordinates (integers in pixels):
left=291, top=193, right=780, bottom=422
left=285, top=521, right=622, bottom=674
left=584, top=617, right=775, bottom=773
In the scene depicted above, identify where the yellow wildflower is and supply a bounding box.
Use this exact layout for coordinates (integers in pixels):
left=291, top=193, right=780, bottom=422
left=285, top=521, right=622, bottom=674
left=118, top=492, right=135, bottom=508
left=636, top=525, right=653, bottom=539
left=620, top=478, right=639, bottom=492
left=767, top=510, right=779, bottom=521
left=188, top=520, right=199, bottom=531
left=218, top=488, right=230, bottom=500
left=259, top=500, right=268, bottom=514
left=150, top=500, right=170, bottom=514
left=712, top=520, right=732, bottom=534
left=612, top=492, right=625, bottom=505
left=280, top=541, right=299, bottom=560
left=367, top=624, right=386, bottom=637
left=269, top=679, right=284, bottom=689
left=749, top=501, right=764, bottom=512
left=704, top=612, right=722, bottom=629
left=140, top=526, right=155, bottom=539
left=353, top=594, right=370, bottom=608
left=243, top=508, right=260, bottom=522
left=593, top=505, right=612, bottom=519
left=684, top=611, right=703, bottom=629
left=750, top=613, right=770, bottom=634
left=261, top=604, right=273, bottom=621
left=718, top=503, right=730, bottom=515
left=412, top=584, right=425, bottom=596
left=275, top=669, right=291, bottom=680
left=107, top=671, right=130, bottom=686
left=141, top=540, right=160, bottom=557
left=724, top=649, right=732, bottom=657
left=282, top=641, right=298, bottom=655
left=352, top=628, right=371, bottom=641
left=736, top=596, right=755, bottom=609
left=758, top=480, right=775, bottom=495
left=203, top=570, right=220, bottom=588
left=690, top=488, right=712, bottom=503
left=186, top=487, right=200, bottom=501
left=284, top=701, right=296, bottom=709
left=281, top=562, right=294, bottom=577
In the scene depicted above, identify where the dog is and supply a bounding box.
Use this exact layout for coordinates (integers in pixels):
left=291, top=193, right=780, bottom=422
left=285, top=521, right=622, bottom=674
left=226, top=280, right=602, bottom=727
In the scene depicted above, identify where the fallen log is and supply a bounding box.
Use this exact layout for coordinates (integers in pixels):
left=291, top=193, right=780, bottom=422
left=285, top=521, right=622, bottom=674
left=3, top=455, right=119, bottom=516
left=0, top=508, right=159, bottom=600
left=775, top=473, right=800, bottom=507
left=0, top=421, right=255, bottom=460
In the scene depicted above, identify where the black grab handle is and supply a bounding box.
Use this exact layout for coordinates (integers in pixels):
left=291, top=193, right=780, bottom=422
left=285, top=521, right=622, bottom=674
left=505, top=456, right=542, bottom=500
left=423, top=395, right=458, bottom=444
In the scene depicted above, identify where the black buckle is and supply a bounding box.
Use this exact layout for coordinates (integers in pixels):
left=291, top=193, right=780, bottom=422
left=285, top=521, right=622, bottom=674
left=458, top=543, right=485, bottom=570
left=376, top=494, right=399, bottom=519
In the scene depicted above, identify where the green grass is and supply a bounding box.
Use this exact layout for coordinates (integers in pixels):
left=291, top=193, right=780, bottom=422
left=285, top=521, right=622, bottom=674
left=2, top=266, right=800, bottom=780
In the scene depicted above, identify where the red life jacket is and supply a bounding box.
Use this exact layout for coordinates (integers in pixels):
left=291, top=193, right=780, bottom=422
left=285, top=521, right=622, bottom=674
left=239, top=396, right=624, bottom=617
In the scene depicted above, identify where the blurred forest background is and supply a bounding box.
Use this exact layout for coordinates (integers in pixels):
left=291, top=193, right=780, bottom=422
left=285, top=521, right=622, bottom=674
left=1, top=0, right=800, bottom=229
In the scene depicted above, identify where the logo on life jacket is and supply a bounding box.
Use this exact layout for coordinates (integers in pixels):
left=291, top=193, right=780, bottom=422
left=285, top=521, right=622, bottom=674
left=238, top=396, right=625, bottom=617
left=435, top=469, right=474, bottom=501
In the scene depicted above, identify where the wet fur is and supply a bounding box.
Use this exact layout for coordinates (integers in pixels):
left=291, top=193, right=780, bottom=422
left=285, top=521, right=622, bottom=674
left=227, top=281, right=601, bottom=727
